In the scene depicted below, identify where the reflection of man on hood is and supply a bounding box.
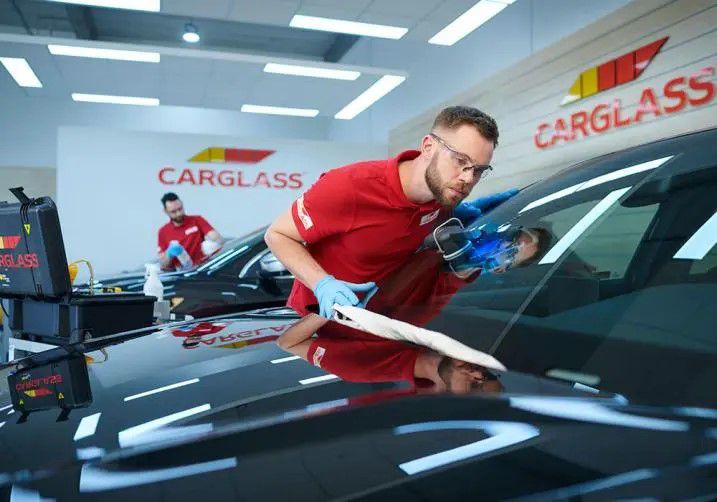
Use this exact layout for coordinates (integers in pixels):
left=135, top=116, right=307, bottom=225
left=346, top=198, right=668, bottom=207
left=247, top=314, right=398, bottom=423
left=277, top=315, right=503, bottom=394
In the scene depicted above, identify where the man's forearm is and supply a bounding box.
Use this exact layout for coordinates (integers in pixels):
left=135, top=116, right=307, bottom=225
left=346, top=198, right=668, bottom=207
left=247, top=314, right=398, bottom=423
left=265, top=228, right=327, bottom=290
left=276, top=314, right=327, bottom=351
left=158, top=252, right=171, bottom=269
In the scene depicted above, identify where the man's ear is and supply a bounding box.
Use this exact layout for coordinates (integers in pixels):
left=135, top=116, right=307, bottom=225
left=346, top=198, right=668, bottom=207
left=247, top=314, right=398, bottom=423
left=421, top=134, right=434, bottom=154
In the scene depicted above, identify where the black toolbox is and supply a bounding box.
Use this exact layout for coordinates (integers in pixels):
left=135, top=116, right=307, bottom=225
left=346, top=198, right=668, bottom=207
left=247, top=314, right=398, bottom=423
left=1, top=188, right=155, bottom=344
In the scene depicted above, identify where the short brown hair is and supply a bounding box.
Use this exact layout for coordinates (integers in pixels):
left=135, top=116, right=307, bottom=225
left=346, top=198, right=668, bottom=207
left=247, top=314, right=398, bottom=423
left=432, top=106, right=499, bottom=146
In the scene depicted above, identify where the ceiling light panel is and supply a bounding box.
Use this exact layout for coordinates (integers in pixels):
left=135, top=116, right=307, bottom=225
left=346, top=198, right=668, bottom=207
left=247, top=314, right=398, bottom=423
left=241, top=104, right=319, bottom=117
left=45, top=0, right=160, bottom=12
left=263, top=63, right=360, bottom=81
left=290, top=14, right=408, bottom=39
left=0, top=57, right=42, bottom=87
left=335, top=75, right=405, bottom=120
left=429, top=0, right=515, bottom=46
left=72, top=93, right=159, bottom=106
left=48, top=44, right=160, bottom=63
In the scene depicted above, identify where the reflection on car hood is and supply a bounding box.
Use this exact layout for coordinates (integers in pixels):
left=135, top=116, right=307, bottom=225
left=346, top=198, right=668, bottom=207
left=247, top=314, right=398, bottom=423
left=0, top=315, right=715, bottom=500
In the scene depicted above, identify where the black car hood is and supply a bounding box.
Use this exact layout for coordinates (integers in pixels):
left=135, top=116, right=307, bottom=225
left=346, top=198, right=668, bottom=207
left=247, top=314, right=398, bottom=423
left=0, top=315, right=715, bottom=500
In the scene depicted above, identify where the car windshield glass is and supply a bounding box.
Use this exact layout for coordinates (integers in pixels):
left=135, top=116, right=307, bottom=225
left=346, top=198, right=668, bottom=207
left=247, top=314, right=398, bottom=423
left=194, top=227, right=267, bottom=272
left=346, top=129, right=717, bottom=408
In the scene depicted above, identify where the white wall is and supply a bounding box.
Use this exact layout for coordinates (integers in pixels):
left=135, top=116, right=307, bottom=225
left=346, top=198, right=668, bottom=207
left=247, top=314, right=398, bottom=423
left=57, top=127, right=386, bottom=274
left=0, top=96, right=333, bottom=170
left=329, top=0, right=632, bottom=145
left=388, top=0, right=717, bottom=194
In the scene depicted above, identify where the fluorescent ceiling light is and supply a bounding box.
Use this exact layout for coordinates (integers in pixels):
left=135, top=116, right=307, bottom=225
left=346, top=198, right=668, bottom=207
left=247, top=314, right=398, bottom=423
left=118, top=404, right=210, bottom=447
left=673, top=211, right=717, bottom=260
left=299, top=374, right=340, bottom=385
left=539, top=187, right=631, bottom=265
left=0, top=57, right=42, bottom=88
left=48, top=44, right=160, bottom=63
left=335, top=75, right=405, bottom=120
left=510, top=396, right=687, bottom=431
left=395, top=421, right=539, bottom=475
left=124, top=378, right=200, bottom=402
left=271, top=355, right=301, bottom=364
left=263, top=62, right=360, bottom=81
left=74, top=413, right=102, bottom=441
left=241, top=104, right=319, bottom=118
left=72, top=93, right=159, bottom=106
left=79, top=458, right=237, bottom=492
left=290, top=14, right=407, bottom=40
left=519, top=156, right=673, bottom=214
left=429, top=0, right=515, bottom=46
left=45, top=0, right=160, bottom=12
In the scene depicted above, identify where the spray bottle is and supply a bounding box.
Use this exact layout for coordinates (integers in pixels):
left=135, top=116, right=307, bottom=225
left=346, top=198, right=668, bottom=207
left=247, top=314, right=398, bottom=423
left=143, top=263, right=164, bottom=301
left=170, top=240, right=194, bottom=270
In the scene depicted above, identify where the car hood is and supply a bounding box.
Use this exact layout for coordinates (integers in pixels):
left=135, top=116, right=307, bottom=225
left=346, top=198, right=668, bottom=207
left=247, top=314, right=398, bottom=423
left=0, top=315, right=715, bottom=500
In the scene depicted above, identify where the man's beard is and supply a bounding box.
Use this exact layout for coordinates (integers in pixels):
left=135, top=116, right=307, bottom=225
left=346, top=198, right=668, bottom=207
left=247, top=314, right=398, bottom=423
left=425, top=156, right=468, bottom=207
left=172, top=215, right=184, bottom=224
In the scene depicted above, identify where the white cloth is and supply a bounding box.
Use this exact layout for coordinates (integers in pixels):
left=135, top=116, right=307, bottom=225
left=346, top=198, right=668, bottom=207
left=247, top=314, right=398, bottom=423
left=332, top=305, right=507, bottom=372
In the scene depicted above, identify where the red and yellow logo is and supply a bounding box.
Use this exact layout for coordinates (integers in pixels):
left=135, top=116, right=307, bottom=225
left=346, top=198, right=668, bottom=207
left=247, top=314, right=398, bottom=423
left=0, top=235, right=20, bottom=249
left=189, top=147, right=275, bottom=164
left=562, top=37, right=668, bottom=106
left=534, top=35, right=715, bottom=150
left=159, top=146, right=303, bottom=189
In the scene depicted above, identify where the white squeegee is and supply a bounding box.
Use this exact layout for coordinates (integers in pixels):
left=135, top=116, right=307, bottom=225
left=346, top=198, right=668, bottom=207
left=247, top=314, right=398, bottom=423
left=332, top=305, right=506, bottom=372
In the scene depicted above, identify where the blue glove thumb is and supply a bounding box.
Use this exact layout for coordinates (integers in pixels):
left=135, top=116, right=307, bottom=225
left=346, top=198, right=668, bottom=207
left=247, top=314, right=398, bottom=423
left=455, top=188, right=519, bottom=223
left=166, top=241, right=184, bottom=258
left=312, top=276, right=378, bottom=318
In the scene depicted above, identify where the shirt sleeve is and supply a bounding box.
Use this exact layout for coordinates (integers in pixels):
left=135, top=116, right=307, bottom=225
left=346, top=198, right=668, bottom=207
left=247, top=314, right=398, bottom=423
left=196, top=216, right=214, bottom=236
left=291, top=169, right=356, bottom=244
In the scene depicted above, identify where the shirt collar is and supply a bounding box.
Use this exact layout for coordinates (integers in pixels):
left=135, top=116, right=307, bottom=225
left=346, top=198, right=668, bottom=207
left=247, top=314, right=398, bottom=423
left=386, top=150, right=441, bottom=211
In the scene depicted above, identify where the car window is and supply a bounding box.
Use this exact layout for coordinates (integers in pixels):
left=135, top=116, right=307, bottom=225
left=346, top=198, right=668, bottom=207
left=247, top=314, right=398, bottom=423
left=490, top=156, right=717, bottom=408
left=365, top=129, right=717, bottom=407
left=195, top=228, right=266, bottom=274
left=424, top=155, right=667, bottom=351
left=240, top=248, right=271, bottom=278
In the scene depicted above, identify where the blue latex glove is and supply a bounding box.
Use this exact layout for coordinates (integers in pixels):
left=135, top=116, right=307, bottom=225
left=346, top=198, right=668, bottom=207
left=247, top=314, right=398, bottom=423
left=312, top=275, right=378, bottom=318
left=166, top=241, right=185, bottom=258
left=454, top=188, right=519, bottom=224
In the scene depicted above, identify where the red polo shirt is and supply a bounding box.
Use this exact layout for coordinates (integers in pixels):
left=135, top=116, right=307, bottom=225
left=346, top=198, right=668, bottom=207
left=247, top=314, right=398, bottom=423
left=288, top=150, right=445, bottom=315
left=157, top=215, right=214, bottom=269
left=308, top=326, right=423, bottom=384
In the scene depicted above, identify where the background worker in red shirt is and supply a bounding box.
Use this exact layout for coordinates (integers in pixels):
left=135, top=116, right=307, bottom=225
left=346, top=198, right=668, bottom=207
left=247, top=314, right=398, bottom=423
left=265, top=106, right=517, bottom=320
left=157, top=192, right=223, bottom=271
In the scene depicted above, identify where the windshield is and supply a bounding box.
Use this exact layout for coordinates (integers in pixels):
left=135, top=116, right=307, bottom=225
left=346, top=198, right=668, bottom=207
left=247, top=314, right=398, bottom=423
left=194, top=227, right=267, bottom=273
left=331, top=129, right=717, bottom=408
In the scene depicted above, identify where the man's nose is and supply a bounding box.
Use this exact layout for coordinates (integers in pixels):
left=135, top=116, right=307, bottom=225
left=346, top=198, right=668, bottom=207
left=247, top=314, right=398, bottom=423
left=457, top=168, right=476, bottom=184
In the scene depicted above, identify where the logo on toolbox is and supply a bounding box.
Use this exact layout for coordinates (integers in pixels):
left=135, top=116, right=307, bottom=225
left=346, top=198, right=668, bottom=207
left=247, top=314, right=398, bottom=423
left=0, top=235, right=20, bottom=250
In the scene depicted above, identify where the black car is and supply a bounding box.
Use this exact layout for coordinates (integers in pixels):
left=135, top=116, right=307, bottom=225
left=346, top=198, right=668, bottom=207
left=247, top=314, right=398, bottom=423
left=0, top=128, right=715, bottom=500
left=95, top=227, right=294, bottom=318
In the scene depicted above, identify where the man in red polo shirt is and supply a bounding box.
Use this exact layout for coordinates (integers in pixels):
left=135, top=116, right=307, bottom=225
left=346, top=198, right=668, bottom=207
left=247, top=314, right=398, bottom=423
left=157, top=192, right=223, bottom=270
left=265, top=106, right=516, bottom=319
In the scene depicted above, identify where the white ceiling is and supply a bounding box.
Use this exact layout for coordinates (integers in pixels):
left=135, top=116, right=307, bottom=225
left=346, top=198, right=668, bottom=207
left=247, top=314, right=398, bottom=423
left=0, top=0, right=498, bottom=117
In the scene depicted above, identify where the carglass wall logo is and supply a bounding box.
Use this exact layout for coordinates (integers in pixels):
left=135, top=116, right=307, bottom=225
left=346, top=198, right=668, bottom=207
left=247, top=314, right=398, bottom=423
left=561, top=37, right=668, bottom=106
left=158, top=146, right=303, bottom=189
left=535, top=37, right=716, bottom=149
